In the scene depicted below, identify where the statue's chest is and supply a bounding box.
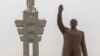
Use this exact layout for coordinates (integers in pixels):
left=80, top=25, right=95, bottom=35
left=64, top=30, right=82, bottom=41
left=69, top=31, right=80, bottom=36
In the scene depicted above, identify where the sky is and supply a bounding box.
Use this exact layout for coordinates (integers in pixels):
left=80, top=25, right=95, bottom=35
left=0, top=0, right=100, bottom=56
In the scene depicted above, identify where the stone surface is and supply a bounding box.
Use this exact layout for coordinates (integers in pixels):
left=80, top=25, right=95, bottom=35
left=15, top=0, right=46, bottom=56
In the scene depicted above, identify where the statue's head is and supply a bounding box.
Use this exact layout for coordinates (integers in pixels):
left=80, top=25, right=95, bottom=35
left=70, top=19, right=78, bottom=28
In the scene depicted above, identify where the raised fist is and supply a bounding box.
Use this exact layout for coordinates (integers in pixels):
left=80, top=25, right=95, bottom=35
left=58, top=5, right=63, bottom=13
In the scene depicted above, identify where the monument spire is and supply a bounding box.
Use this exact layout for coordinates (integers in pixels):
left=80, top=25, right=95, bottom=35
left=15, top=0, right=47, bottom=56
left=27, top=0, right=35, bottom=12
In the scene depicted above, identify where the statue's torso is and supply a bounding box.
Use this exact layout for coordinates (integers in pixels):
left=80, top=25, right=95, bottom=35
left=62, top=28, right=83, bottom=56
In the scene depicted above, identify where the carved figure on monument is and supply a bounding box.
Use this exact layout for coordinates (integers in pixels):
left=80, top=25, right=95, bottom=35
left=27, top=0, right=34, bottom=12
left=57, top=5, right=88, bottom=56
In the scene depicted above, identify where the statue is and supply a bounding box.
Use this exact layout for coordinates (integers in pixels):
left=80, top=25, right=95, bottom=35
left=27, top=0, right=34, bottom=12
left=57, top=5, right=88, bottom=56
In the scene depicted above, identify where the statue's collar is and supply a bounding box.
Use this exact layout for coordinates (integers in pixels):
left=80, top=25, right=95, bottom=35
left=69, top=28, right=77, bottom=31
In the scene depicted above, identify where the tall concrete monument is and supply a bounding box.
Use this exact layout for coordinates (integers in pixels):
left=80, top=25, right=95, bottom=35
left=15, top=0, right=46, bottom=56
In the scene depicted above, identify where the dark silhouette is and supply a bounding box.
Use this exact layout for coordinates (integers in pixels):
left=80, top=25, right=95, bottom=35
left=57, top=5, right=88, bottom=56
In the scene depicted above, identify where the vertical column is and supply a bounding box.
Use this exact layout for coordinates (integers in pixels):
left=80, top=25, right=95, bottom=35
left=32, top=0, right=34, bottom=10
left=23, top=9, right=29, bottom=56
left=32, top=0, right=34, bottom=7
left=33, top=37, right=39, bottom=56
left=23, top=41, right=29, bottom=56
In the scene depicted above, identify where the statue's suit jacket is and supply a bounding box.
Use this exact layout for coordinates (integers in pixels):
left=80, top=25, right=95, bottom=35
left=57, top=12, right=88, bottom=56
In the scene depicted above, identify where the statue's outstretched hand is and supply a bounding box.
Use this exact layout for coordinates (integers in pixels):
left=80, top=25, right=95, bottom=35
left=58, top=5, right=63, bottom=13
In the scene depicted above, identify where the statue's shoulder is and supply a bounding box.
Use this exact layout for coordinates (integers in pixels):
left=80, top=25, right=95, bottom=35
left=65, top=27, right=69, bottom=31
left=77, top=30, right=84, bottom=34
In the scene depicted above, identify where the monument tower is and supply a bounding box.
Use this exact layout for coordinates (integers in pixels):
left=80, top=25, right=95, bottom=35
left=15, top=0, right=46, bottom=56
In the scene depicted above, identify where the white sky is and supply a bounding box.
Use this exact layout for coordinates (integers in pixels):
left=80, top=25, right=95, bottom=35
left=0, top=0, right=100, bottom=56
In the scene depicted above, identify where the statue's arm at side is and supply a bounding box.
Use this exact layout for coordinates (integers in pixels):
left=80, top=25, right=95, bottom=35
left=81, top=32, right=88, bottom=56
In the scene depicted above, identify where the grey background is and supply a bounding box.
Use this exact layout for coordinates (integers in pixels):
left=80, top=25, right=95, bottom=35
left=0, top=0, right=100, bottom=56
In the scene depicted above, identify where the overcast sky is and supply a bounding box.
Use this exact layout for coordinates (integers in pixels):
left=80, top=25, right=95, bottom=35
left=0, top=0, right=100, bottom=56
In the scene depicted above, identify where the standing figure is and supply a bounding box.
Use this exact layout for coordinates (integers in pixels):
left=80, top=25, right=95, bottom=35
left=57, top=5, right=88, bottom=56
left=27, top=0, right=34, bottom=12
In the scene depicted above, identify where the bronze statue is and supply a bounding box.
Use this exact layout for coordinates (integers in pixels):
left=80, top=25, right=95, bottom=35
left=27, top=0, right=34, bottom=12
left=57, top=5, right=88, bottom=56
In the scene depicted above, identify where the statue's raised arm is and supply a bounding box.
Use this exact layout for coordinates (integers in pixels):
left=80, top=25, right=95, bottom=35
left=57, top=5, right=66, bottom=34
